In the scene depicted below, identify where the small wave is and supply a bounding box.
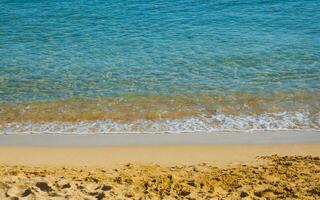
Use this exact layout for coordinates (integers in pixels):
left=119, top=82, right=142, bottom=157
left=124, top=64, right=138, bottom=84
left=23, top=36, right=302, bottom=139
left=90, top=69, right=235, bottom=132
left=1, top=112, right=319, bottom=134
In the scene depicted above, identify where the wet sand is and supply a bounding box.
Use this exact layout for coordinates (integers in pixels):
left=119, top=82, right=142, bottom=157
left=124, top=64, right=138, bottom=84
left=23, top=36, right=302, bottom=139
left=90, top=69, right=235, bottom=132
left=0, top=132, right=319, bottom=199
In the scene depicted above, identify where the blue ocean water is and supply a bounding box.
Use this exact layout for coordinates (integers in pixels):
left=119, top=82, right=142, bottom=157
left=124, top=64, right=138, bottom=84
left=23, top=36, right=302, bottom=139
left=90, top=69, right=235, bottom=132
left=0, top=0, right=320, bottom=133
left=1, top=0, right=320, bottom=101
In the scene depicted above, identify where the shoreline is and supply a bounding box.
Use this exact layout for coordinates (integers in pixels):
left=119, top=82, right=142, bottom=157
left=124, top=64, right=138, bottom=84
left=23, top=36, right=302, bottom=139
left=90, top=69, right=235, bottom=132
left=0, top=131, right=319, bottom=167
left=0, top=130, right=319, bottom=146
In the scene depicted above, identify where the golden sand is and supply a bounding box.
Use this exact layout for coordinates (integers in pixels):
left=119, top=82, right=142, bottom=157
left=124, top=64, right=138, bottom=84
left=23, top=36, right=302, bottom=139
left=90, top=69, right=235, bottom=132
left=0, top=144, right=319, bottom=167
left=0, top=155, right=319, bottom=199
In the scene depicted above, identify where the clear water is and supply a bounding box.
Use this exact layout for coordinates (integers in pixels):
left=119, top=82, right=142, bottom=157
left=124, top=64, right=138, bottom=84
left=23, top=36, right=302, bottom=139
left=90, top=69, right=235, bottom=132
left=1, top=0, right=320, bottom=133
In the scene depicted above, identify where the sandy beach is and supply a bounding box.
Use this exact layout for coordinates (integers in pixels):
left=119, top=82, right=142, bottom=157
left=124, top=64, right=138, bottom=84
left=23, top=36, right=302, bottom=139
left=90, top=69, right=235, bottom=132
left=2, top=0, right=320, bottom=199
left=0, top=132, right=319, bottom=199
left=0, top=144, right=320, bottom=167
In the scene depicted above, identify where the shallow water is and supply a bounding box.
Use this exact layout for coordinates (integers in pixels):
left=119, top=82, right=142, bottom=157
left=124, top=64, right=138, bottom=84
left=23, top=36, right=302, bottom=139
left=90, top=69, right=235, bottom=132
left=0, top=0, right=319, bottom=133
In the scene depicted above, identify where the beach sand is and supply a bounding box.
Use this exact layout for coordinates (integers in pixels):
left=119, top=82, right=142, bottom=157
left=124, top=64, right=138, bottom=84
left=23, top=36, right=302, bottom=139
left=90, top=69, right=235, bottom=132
left=0, top=133, right=319, bottom=199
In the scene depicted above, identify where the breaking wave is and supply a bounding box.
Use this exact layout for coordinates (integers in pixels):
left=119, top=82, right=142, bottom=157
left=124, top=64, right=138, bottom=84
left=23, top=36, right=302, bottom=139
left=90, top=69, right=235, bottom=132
left=2, top=112, right=319, bottom=134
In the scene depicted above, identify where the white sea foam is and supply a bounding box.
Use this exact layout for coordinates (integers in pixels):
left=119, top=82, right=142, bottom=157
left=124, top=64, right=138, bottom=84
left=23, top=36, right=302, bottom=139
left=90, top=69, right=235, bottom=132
left=1, top=112, right=319, bottom=134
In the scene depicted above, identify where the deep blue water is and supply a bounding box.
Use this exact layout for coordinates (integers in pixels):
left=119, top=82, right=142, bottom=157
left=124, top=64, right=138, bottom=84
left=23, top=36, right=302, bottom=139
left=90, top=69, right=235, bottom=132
left=1, top=0, right=320, bottom=101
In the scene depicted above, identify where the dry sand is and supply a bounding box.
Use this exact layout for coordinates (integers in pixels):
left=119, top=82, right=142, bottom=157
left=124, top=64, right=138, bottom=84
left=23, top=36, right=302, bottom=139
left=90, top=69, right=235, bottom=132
left=0, top=153, right=319, bottom=199
left=0, top=144, right=319, bottom=167
left=0, top=132, right=319, bottom=199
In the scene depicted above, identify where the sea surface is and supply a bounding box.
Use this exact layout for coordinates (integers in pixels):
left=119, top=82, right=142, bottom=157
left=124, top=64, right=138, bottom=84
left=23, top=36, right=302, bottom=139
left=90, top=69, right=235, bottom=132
left=1, top=0, right=320, bottom=133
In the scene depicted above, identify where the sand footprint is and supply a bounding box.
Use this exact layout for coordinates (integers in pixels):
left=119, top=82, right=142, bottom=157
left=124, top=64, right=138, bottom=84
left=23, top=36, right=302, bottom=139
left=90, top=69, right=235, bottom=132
left=5, top=185, right=33, bottom=199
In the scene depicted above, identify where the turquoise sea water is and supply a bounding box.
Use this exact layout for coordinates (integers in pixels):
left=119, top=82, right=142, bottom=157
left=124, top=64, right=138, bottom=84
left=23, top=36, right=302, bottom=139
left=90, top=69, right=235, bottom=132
left=0, top=0, right=320, bottom=133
